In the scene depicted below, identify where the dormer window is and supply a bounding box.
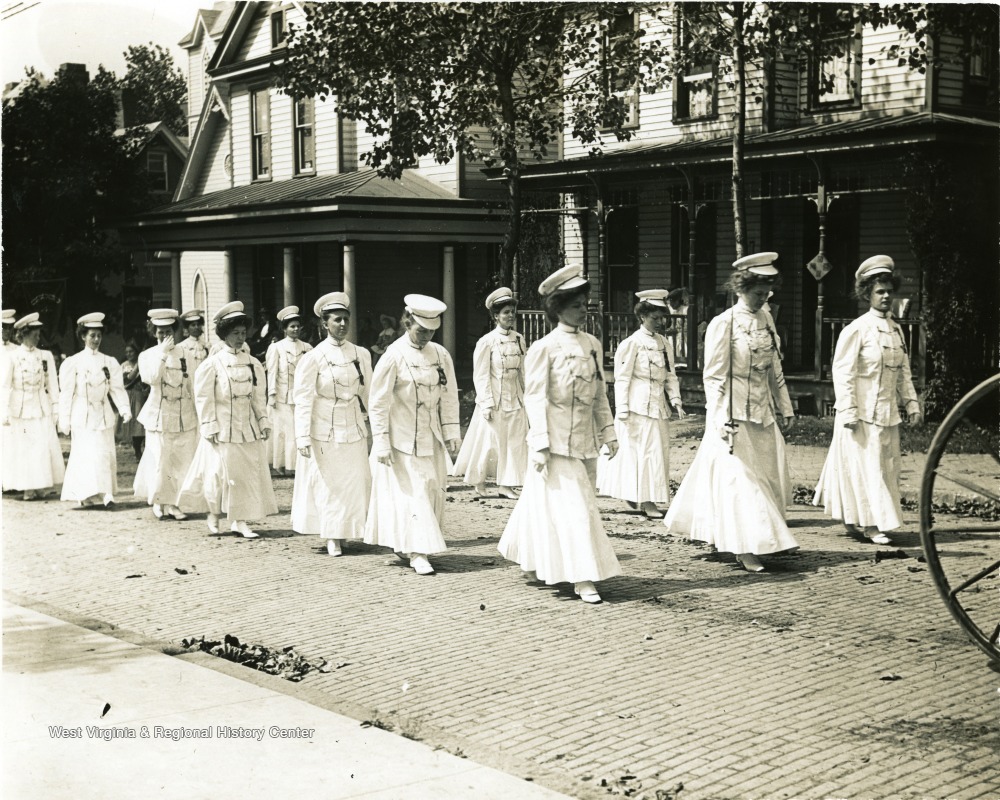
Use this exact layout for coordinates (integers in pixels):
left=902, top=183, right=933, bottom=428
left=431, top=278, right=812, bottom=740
left=147, top=151, right=168, bottom=192
left=271, top=8, right=286, bottom=49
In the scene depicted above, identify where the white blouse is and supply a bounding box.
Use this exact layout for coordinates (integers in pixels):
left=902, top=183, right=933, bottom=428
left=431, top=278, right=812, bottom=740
left=0, top=345, right=59, bottom=421
left=473, top=326, right=525, bottom=413
left=294, top=338, right=373, bottom=447
left=58, top=349, right=130, bottom=432
left=194, top=347, right=270, bottom=443
left=137, top=344, right=197, bottom=434
left=613, top=327, right=682, bottom=420
left=703, top=300, right=794, bottom=429
left=832, top=309, right=919, bottom=427
left=266, top=338, right=313, bottom=405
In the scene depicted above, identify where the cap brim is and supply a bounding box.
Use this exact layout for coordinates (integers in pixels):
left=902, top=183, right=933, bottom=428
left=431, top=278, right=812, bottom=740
left=412, top=315, right=442, bottom=330
left=747, top=265, right=779, bottom=276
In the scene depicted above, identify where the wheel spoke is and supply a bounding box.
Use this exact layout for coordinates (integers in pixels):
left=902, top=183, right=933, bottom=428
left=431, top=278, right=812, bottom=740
left=929, top=525, right=1000, bottom=535
left=948, top=558, right=1000, bottom=597
left=931, top=470, right=1000, bottom=503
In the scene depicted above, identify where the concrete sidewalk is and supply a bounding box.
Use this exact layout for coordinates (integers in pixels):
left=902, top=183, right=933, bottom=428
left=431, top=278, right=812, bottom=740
left=3, top=602, right=571, bottom=800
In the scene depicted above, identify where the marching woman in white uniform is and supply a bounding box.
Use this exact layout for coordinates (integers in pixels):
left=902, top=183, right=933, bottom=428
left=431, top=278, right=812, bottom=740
left=1, top=308, right=20, bottom=493
left=177, top=309, right=209, bottom=372
left=292, top=292, right=373, bottom=556
left=182, top=302, right=277, bottom=538
left=664, top=253, right=798, bottom=572
left=450, top=287, right=527, bottom=498
left=59, top=313, right=131, bottom=507
left=814, top=256, right=921, bottom=545
left=498, top=265, right=621, bottom=603
left=364, top=295, right=461, bottom=576
left=133, top=309, right=199, bottom=521
left=0, top=313, right=64, bottom=499
left=266, top=306, right=312, bottom=476
left=598, top=290, right=685, bottom=519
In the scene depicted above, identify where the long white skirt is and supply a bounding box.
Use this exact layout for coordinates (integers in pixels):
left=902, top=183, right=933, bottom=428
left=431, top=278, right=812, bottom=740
left=179, top=437, right=277, bottom=521
left=498, top=454, right=621, bottom=585
left=291, top=438, right=371, bottom=539
left=813, top=418, right=903, bottom=532
left=664, top=420, right=798, bottom=555
left=3, top=416, right=64, bottom=491
left=364, top=447, right=448, bottom=555
left=597, top=414, right=670, bottom=503
left=134, top=429, right=198, bottom=506
left=61, top=427, right=117, bottom=503
left=450, top=406, right=528, bottom=487
left=269, top=401, right=297, bottom=470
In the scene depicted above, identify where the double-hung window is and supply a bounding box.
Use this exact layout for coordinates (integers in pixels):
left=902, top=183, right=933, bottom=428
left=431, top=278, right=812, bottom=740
left=811, top=11, right=861, bottom=109
left=146, top=151, right=168, bottom=192
left=294, top=97, right=315, bottom=175
left=270, top=9, right=286, bottom=49
left=674, top=8, right=717, bottom=121
left=600, top=9, right=640, bottom=130
left=251, top=88, right=271, bottom=180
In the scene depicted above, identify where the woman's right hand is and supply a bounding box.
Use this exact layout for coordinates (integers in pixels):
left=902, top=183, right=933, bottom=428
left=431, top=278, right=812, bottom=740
left=208, top=434, right=219, bottom=445
left=376, top=450, right=394, bottom=466
left=299, top=445, right=311, bottom=459
left=482, top=407, right=493, bottom=421
left=717, top=420, right=738, bottom=441
left=531, top=449, right=549, bottom=477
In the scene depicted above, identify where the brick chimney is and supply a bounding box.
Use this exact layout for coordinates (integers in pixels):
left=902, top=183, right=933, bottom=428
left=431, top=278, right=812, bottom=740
left=57, top=63, right=89, bottom=88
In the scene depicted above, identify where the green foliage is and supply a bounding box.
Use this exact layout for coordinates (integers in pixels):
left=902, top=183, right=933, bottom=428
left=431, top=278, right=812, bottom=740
left=117, top=43, right=188, bottom=136
left=902, top=150, right=998, bottom=419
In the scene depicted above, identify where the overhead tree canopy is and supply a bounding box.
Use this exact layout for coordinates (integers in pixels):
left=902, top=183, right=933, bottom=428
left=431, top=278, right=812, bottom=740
left=115, top=43, right=189, bottom=137
left=282, top=1, right=670, bottom=291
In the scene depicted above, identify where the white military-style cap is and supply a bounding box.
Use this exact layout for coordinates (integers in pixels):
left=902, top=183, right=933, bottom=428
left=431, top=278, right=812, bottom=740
left=538, top=264, right=588, bottom=297
left=180, top=309, right=205, bottom=323
left=313, top=292, right=350, bottom=318
left=147, top=308, right=179, bottom=326
left=404, top=294, right=447, bottom=330
left=77, top=312, right=105, bottom=328
left=2, top=309, right=16, bottom=325
left=277, top=305, right=302, bottom=323
left=13, top=312, right=42, bottom=330
left=484, top=287, right=515, bottom=310
left=855, top=255, right=895, bottom=280
left=212, top=301, right=247, bottom=324
left=635, top=289, right=670, bottom=308
left=733, top=252, right=779, bottom=276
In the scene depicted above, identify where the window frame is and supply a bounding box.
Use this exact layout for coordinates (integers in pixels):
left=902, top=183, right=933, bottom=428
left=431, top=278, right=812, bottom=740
left=599, top=9, right=641, bottom=132
left=251, top=87, right=271, bottom=181
left=146, top=150, right=169, bottom=192
left=270, top=8, right=286, bottom=50
left=673, top=8, right=719, bottom=123
left=293, top=96, right=316, bottom=176
left=963, top=30, right=998, bottom=107
left=809, top=21, right=862, bottom=110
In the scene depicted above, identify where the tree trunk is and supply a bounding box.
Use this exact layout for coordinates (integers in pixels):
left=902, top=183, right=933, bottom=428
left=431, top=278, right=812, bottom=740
left=731, top=4, right=747, bottom=261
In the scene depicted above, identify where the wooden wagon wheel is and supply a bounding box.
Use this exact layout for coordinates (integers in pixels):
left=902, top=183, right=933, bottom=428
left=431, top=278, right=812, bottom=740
left=919, top=373, right=1000, bottom=662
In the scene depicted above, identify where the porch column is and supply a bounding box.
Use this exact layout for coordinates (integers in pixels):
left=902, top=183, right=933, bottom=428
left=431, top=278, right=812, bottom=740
left=442, top=245, right=456, bottom=355
left=170, top=251, right=182, bottom=311
left=282, top=246, right=296, bottom=307
left=343, top=243, right=357, bottom=343
left=221, top=248, right=235, bottom=301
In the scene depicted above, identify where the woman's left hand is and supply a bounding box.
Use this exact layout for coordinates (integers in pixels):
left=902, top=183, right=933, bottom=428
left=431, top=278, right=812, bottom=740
left=605, top=441, right=619, bottom=459
left=780, top=415, right=795, bottom=432
left=908, top=410, right=922, bottom=426
left=261, top=428, right=271, bottom=440
left=446, top=438, right=461, bottom=458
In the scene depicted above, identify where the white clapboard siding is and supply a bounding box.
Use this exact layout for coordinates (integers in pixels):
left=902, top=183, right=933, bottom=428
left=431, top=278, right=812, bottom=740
left=314, top=95, right=340, bottom=175
left=770, top=56, right=800, bottom=130
left=230, top=89, right=251, bottom=186
left=181, top=251, right=229, bottom=343
left=195, top=120, right=232, bottom=195
left=339, top=116, right=359, bottom=172
left=188, top=46, right=206, bottom=134
left=269, top=90, right=294, bottom=182
left=416, top=153, right=459, bottom=196
left=235, top=5, right=271, bottom=63
left=799, top=24, right=925, bottom=121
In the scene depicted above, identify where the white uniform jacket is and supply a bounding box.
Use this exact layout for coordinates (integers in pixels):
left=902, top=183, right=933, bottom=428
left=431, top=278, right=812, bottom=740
left=368, top=337, right=459, bottom=458
left=832, top=309, right=920, bottom=427
left=194, top=347, right=270, bottom=443
left=177, top=335, right=209, bottom=376
left=524, top=324, right=616, bottom=459
left=58, top=349, right=130, bottom=432
left=703, top=301, right=793, bottom=429
left=266, top=338, right=312, bottom=405
left=294, top=339, right=372, bottom=448
left=473, top=327, right=526, bottom=413
left=137, top=343, right=198, bottom=433
left=613, top=328, right=682, bottom=419
left=0, top=345, right=59, bottom=422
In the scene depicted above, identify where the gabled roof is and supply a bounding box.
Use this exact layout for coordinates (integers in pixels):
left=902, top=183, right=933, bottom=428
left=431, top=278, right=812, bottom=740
left=174, top=83, right=231, bottom=201
left=178, top=3, right=235, bottom=49
left=517, top=111, right=999, bottom=186
left=114, top=122, right=189, bottom=162
left=207, top=1, right=270, bottom=73
left=146, top=169, right=472, bottom=218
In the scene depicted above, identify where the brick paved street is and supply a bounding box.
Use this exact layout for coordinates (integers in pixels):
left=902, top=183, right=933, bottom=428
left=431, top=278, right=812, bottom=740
left=3, top=426, right=998, bottom=800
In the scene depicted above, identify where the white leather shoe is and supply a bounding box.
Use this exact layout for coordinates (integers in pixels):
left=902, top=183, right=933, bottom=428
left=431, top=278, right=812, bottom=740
left=574, top=581, right=602, bottom=603
left=641, top=502, right=664, bottom=519
left=865, top=530, right=892, bottom=545
left=152, top=504, right=164, bottom=519
left=410, top=554, right=434, bottom=575
left=231, top=521, right=258, bottom=539
left=736, top=553, right=765, bottom=572
left=497, top=486, right=520, bottom=499
left=474, top=483, right=489, bottom=497
left=327, top=539, right=343, bottom=556
left=165, top=505, right=187, bottom=520
left=206, top=513, right=220, bottom=534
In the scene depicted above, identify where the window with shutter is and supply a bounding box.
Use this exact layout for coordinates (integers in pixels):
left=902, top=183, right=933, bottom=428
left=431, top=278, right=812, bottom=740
left=294, top=97, right=315, bottom=175
left=252, top=88, right=271, bottom=180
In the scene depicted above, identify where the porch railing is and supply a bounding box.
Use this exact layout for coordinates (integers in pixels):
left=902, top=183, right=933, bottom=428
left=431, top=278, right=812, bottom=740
left=819, top=316, right=924, bottom=385
left=517, top=310, right=698, bottom=371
